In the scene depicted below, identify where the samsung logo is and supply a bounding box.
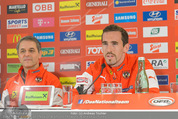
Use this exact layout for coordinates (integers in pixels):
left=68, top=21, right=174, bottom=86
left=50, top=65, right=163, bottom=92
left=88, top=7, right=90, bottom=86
left=149, top=97, right=175, bottom=106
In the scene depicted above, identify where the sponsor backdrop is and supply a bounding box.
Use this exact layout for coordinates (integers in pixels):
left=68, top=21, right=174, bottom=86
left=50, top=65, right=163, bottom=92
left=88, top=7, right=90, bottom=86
left=0, top=0, right=177, bottom=95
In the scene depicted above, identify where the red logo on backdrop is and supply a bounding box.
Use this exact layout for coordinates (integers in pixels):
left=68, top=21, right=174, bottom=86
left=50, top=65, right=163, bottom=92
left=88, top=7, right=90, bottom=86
left=7, top=34, right=28, bottom=44
left=125, top=28, right=138, bottom=39
left=35, top=4, right=52, bottom=11
left=86, top=45, right=103, bottom=56
left=150, top=44, right=161, bottom=53
left=92, top=15, right=102, bottom=24
left=33, top=2, right=54, bottom=13
left=59, top=15, right=81, bottom=26
left=43, top=64, right=49, bottom=69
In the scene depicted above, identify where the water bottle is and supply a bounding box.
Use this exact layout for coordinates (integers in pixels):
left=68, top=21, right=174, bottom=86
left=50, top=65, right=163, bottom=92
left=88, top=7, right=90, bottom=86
left=135, top=57, right=149, bottom=93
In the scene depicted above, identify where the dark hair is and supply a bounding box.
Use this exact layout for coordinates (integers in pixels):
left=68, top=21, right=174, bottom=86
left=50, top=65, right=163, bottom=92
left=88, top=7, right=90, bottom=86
left=102, top=24, right=128, bottom=46
left=16, top=36, right=41, bottom=53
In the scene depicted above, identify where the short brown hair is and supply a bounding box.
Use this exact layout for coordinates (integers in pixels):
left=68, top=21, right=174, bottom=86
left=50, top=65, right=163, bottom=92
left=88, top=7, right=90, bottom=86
left=102, top=24, right=128, bottom=46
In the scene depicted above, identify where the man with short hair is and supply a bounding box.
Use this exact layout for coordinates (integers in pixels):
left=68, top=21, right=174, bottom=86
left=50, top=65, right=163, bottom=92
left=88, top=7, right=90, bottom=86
left=2, top=36, right=63, bottom=106
left=75, top=24, right=159, bottom=94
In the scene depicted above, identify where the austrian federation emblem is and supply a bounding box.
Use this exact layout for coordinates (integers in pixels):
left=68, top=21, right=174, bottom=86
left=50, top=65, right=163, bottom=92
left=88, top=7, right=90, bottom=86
left=122, top=70, right=130, bottom=79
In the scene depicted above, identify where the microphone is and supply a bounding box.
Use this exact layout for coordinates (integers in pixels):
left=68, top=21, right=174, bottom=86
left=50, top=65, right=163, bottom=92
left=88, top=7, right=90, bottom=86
left=77, top=63, right=106, bottom=95
left=76, top=76, right=88, bottom=94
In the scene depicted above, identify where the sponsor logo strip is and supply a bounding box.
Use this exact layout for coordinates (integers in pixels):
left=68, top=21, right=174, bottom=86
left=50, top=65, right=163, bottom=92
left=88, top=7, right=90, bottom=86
left=114, top=12, right=137, bottom=23
left=7, top=18, right=28, bottom=29
left=7, top=34, right=28, bottom=44
left=33, top=17, right=54, bottom=27
left=42, top=62, right=55, bottom=72
left=41, top=47, right=55, bottom=57
left=60, top=0, right=80, bottom=11
left=114, top=0, right=137, bottom=7
left=125, top=28, right=138, bottom=38
left=7, top=4, right=28, bottom=14
left=143, top=10, right=167, bottom=21
left=33, top=2, right=55, bottom=13
left=143, top=42, right=168, bottom=54
left=86, top=30, right=103, bottom=40
left=60, top=47, right=81, bottom=56
left=86, top=14, right=109, bottom=25
left=60, top=15, right=81, bottom=26
left=33, top=32, right=55, bottom=42
left=148, top=59, right=168, bottom=69
left=86, top=0, right=108, bottom=8
left=142, top=0, right=167, bottom=6
left=7, top=49, right=18, bottom=58
left=60, top=31, right=81, bottom=41
left=7, top=63, right=21, bottom=73
left=127, top=44, right=138, bottom=54
left=60, top=77, right=76, bottom=86
left=86, top=45, right=103, bottom=56
left=60, top=62, right=81, bottom=71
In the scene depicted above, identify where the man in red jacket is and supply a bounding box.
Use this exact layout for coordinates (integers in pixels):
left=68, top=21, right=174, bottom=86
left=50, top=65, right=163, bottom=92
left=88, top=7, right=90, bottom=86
left=74, top=24, right=159, bottom=95
left=1, top=36, right=63, bottom=107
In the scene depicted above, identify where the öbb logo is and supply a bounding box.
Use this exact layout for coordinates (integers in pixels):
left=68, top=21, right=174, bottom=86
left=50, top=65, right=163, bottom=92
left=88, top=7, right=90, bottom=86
left=33, top=2, right=54, bottom=13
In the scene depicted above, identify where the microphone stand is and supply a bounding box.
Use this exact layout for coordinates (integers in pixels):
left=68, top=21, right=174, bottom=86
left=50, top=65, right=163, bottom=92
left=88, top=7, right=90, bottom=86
left=77, top=63, right=106, bottom=95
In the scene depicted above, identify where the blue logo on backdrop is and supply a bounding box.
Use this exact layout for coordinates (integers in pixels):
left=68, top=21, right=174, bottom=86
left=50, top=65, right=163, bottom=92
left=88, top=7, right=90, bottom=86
left=78, top=99, right=83, bottom=104
left=86, top=61, right=95, bottom=68
left=157, top=75, right=168, bottom=85
left=114, top=12, right=137, bottom=23
left=33, top=32, right=55, bottom=42
left=176, top=10, right=178, bottom=15
left=114, top=0, right=137, bottom=7
left=143, top=10, right=167, bottom=21
left=60, top=31, right=81, bottom=41
left=127, top=44, right=138, bottom=54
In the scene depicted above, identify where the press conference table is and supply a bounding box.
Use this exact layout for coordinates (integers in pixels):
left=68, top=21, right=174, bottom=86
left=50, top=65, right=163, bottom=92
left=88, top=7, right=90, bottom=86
left=1, top=93, right=178, bottom=119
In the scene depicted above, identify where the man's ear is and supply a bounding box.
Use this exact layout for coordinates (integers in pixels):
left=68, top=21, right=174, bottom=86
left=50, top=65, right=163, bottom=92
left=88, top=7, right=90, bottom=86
left=123, top=43, right=130, bottom=53
left=39, top=50, right=42, bottom=59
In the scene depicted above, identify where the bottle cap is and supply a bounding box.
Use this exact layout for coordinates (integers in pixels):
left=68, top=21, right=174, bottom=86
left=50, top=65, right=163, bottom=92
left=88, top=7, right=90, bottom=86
left=138, top=57, right=145, bottom=60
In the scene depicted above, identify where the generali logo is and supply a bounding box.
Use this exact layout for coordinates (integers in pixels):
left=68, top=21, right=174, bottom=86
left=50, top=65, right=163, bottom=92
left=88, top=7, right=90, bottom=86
left=86, top=45, right=103, bottom=56
left=86, top=0, right=108, bottom=8
left=142, top=0, right=167, bottom=6
left=143, top=42, right=168, bottom=54
left=60, top=47, right=81, bottom=56
left=7, top=34, right=27, bottom=44
left=149, top=97, right=175, bottom=106
left=86, top=14, right=109, bottom=25
left=33, top=2, right=55, bottom=13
